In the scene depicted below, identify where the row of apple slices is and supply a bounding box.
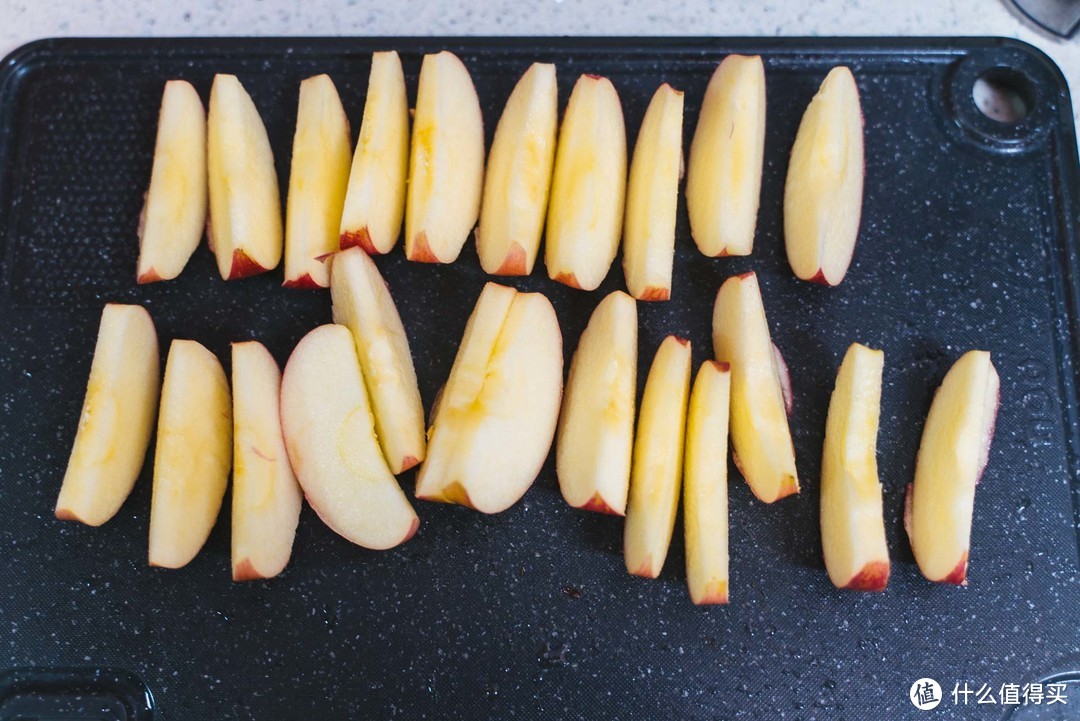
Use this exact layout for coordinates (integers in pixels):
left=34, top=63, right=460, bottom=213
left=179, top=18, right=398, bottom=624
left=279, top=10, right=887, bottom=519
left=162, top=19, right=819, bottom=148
left=136, top=52, right=865, bottom=293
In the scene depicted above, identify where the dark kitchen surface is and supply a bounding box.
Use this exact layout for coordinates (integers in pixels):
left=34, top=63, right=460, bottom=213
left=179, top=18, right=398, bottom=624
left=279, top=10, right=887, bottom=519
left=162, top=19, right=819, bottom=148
left=0, top=37, right=1078, bottom=720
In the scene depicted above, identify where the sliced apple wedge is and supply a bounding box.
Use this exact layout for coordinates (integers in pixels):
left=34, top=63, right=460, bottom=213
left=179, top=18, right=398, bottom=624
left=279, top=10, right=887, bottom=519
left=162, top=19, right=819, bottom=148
left=404, top=51, right=485, bottom=264
left=784, top=66, right=864, bottom=285
left=820, top=343, right=889, bottom=591
left=684, top=360, right=731, bottom=604
left=544, top=74, right=627, bottom=291
left=148, top=340, right=232, bottom=569
left=136, top=80, right=207, bottom=284
left=330, top=247, right=425, bottom=473
left=685, top=55, right=766, bottom=258
left=207, top=74, right=282, bottom=280
left=622, top=83, right=684, bottom=301
left=624, top=336, right=691, bottom=578
left=477, top=62, right=558, bottom=276
left=281, top=325, right=419, bottom=549
left=556, top=290, right=637, bottom=515
left=416, top=283, right=563, bottom=514
left=55, top=304, right=159, bottom=526
left=340, top=51, right=409, bottom=255
left=906, top=351, right=999, bottom=584
left=712, top=272, right=799, bottom=503
left=283, top=74, right=351, bottom=289
left=230, top=341, right=302, bottom=581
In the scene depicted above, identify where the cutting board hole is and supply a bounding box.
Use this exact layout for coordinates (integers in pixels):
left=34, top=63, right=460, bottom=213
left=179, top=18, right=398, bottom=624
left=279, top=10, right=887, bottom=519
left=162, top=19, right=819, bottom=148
left=972, top=68, right=1035, bottom=123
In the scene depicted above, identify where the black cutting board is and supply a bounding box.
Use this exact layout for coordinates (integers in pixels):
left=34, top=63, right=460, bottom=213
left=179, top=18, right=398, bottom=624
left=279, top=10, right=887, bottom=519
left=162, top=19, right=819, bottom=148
left=0, top=37, right=1078, bottom=721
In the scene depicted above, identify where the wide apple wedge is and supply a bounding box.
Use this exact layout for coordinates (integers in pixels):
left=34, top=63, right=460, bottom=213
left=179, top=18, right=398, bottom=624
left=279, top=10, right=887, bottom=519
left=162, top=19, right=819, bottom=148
left=148, top=340, right=232, bottom=569
left=820, top=343, right=889, bottom=591
left=416, top=283, right=563, bottom=514
left=906, top=350, right=999, bottom=584
left=556, top=290, right=637, bottom=515
left=136, top=80, right=207, bottom=284
left=55, top=304, right=160, bottom=526
left=231, top=341, right=302, bottom=581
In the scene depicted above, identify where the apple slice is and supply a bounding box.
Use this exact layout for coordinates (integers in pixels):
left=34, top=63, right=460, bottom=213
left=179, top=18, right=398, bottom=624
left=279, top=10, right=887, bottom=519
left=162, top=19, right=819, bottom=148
left=55, top=304, right=159, bottom=526
left=906, top=351, right=999, bottom=584
left=281, top=325, right=419, bottom=549
left=622, top=83, right=684, bottom=301
left=476, top=62, right=558, bottom=276
left=784, top=66, right=864, bottom=285
left=684, top=360, right=731, bottom=604
left=136, top=80, right=207, bottom=284
left=820, top=343, right=889, bottom=591
left=207, top=74, right=282, bottom=280
left=340, top=51, right=409, bottom=255
left=283, top=74, right=352, bottom=289
left=712, top=272, right=799, bottom=503
left=685, top=55, right=766, bottom=258
left=556, top=290, right=637, bottom=515
left=148, top=340, right=232, bottom=569
left=624, top=335, right=691, bottom=578
left=330, top=247, right=426, bottom=473
left=544, top=74, right=627, bottom=291
left=404, top=51, right=485, bottom=264
left=416, top=283, right=563, bottom=514
left=230, top=341, right=302, bottom=581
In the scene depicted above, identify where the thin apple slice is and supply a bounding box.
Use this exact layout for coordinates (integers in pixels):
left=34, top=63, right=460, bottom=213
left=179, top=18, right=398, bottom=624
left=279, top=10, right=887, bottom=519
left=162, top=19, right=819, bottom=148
left=622, top=83, right=684, bottom=301
left=230, top=341, right=302, bottom=581
left=712, top=272, right=799, bottom=503
left=544, top=74, right=627, bottom=291
left=906, top=350, right=999, bottom=584
left=55, top=304, right=159, bottom=526
left=207, top=74, right=282, bottom=280
left=148, top=340, right=232, bottom=569
left=283, top=74, right=351, bottom=289
left=416, top=283, right=563, bottom=514
left=784, top=66, right=864, bottom=285
left=281, top=325, right=419, bottom=549
left=136, top=80, right=207, bottom=284
left=404, top=51, right=485, bottom=264
left=340, top=51, right=409, bottom=255
left=684, top=360, right=731, bottom=604
left=685, top=55, right=766, bottom=258
left=477, top=62, right=558, bottom=276
left=330, top=247, right=426, bottom=473
left=624, top=335, right=692, bottom=578
left=820, top=343, right=889, bottom=591
left=556, top=290, right=637, bottom=515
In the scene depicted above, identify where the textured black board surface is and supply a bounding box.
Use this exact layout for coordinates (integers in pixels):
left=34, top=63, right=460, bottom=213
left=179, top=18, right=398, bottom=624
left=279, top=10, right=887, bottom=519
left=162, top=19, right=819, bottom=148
left=0, top=36, right=1078, bottom=721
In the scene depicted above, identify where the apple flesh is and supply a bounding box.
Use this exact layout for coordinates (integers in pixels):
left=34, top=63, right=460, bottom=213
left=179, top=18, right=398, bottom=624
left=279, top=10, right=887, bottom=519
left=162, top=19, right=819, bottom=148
left=712, top=272, right=799, bottom=503
left=545, top=74, right=627, bottom=291
left=820, top=343, right=889, bottom=591
left=230, top=341, right=302, bottom=581
left=404, top=51, right=485, bottom=264
left=477, top=62, right=558, bottom=276
left=684, top=360, right=731, bottom=604
left=148, top=340, right=232, bottom=569
left=623, top=335, right=692, bottom=578
left=55, top=304, right=160, bottom=526
left=136, top=80, right=207, bottom=284
left=784, top=66, right=864, bottom=285
left=622, top=83, right=684, bottom=301
left=330, top=247, right=426, bottom=473
left=281, top=325, right=419, bottom=549
left=207, top=74, right=282, bottom=280
left=340, top=51, right=409, bottom=255
left=686, top=55, right=766, bottom=258
left=906, top=350, right=999, bottom=584
left=416, top=282, right=563, bottom=514
left=283, top=74, right=352, bottom=289
left=556, top=290, right=637, bottom=515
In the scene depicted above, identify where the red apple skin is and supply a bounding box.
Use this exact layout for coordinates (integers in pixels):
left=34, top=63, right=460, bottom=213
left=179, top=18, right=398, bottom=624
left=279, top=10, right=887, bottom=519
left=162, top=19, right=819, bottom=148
left=553, top=271, right=581, bottom=289
left=808, top=269, right=829, bottom=285
left=282, top=273, right=322, bottom=290
left=408, top=233, right=440, bottom=263
left=340, top=227, right=379, bottom=254
left=232, top=558, right=263, bottom=582
left=228, top=248, right=269, bottom=279
left=137, top=267, right=165, bottom=284
left=493, top=242, right=528, bottom=276
left=942, top=553, right=969, bottom=585
left=403, top=517, right=420, bottom=542
left=638, top=287, right=671, bottom=302
left=398, top=455, right=420, bottom=473
left=842, top=561, right=889, bottom=591
left=579, top=493, right=623, bottom=516
left=731, top=451, right=797, bottom=502
left=694, top=580, right=729, bottom=605
left=630, top=557, right=656, bottom=579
